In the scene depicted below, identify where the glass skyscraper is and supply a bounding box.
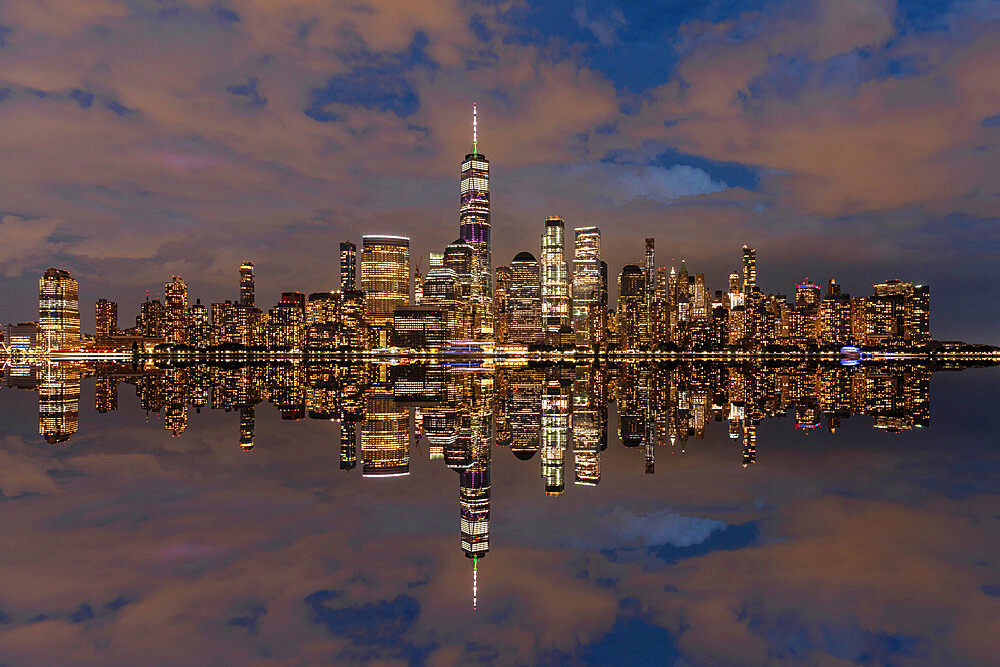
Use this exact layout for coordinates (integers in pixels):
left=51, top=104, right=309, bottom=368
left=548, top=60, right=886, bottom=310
left=360, top=235, right=410, bottom=329
left=460, top=103, right=492, bottom=338
left=38, top=268, right=80, bottom=349
left=541, top=217, right=570, bottom=342
left=572, top=227, right=601, bottom=347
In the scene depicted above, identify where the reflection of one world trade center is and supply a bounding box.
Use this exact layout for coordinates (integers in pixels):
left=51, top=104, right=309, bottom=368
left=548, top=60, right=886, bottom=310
left=459, top=372, right=492, bottom=610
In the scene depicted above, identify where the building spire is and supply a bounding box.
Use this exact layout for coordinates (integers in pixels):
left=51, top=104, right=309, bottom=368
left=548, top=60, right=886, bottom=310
left=473, top=101, right=478, bottom=154
left=473, top=554, right=478, bottom=610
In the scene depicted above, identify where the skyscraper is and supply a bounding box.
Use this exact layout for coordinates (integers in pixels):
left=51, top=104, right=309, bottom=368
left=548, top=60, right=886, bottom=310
left=95, top=299, right=118, bottom=341
left=360, top=235, right=410, bottom=330
left=493, top=265, right=512, bottom=343
left=460, top=103, right=492, bottom=338
left=509, top=252, right=542, bottom=345
left=541, top=217, right=570, bottom=343
left=240, top=261, right=255, bottom=307
left=340, top=241, right=357, bottom=291
left=617, top=265, right=647, bottom=349
left=38, top=268, right=80, bottom=349
left=742, top=245, right=757, bottom=294
left=164, top=276, right=190, bottom=344
left=572, top=227, right=601, bottom=347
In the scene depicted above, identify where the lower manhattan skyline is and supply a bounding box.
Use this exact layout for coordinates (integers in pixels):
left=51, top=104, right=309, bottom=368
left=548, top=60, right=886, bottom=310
left=0, top=1, right=998, bottom=343
left=2, top=2, right=1000, bottom=665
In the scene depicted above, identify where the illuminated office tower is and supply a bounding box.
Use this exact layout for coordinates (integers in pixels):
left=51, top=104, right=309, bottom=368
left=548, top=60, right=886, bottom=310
left=908, top=285, right=930, bottom=343
left=742, top=245, right=757, bottom=294
left=339, top=289, right=368, bottom=349
left=240, top=261, right=255, bottom=307
left=239, top=405, right=255, bottom=451
left=210, top=300, right=240, bottom=345
left=459, top=103, right=493, bottom=338
left=269, top=291, right=306, bottom=349
left=139, top=297, right=166, bottom=338
left=38, top=364, right=81, bottom=443
left=164, top=276, right=190, bottom=344
left=305, top=292, right=340, bottom=348
left=493, top=266, right=512, bottom=343
left=340, top=241, right=357, bottom=291
left=572, top=227, right=601, bottom=347
left=820, top=288, right=852, bottom=345
left=95, top=299, right=118, bottom=341
left=540, top=375, right=569, bottom=496
left=429, top=252, right=444, bottom=269
left=445, top=238, right=475, bottom=338
left=359, top=391, right=410, bottom=477
left=541, top=217, right=570, bottom=343
left=728, top=273, right=744, bottom=308
left=644, top=238, right=656, bottom=334
left=509, top=252, right=542, bottom=345
left=421, top=267, right=462, bottom=340
left=413, top=267, right=424, bottom=305
left=189, top=298, right=210, bottom=347
left=691, top=273, right=709, bottom=321
left=598, top=260, right=608, bottom=344
left=795, top=279, right=821, bottom=308
left=360, top=235, right=410, bottom=333
left=38, top=268, right=80, bottom=349
left=617, top=265, right=647, bottom=349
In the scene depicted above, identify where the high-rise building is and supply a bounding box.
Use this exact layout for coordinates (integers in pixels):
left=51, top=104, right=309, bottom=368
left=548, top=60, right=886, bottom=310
left=164, top=276, right=189, bottom=344
left=541, top=217, right=570, bottom=343
left=340, top=241, right=357, bottom=291
left=493, top=266, right=512, bottom=343
left=422, top=267, right=462, bottom=341
left=240, top=261, right=255, bottom=307
left=509, top=252, right=542, bottom=345
left=572, top=227, right=601, bottom=348
left=360, top=235, right=410, bottom=331
left=742, top=245, right=757, bottom=294
left=189, top=298, right=210, bottom=347
left=269, top=291, right=306, bottom=349
left=445, top=238, right=475, bottom=338
left=617, top=265, right=647, bottom=349
left=459, top=103, right=493, bottom=338
left=95, top=299, right=118, bottom=341
left=139, top=297, right=166, bottom=338
left=38, top=268, right=80, bottom=349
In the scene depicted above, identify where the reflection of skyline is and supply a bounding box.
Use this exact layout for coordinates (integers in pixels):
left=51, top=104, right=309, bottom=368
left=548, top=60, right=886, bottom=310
left=0, top=359, right=966, bottom=574
left=4, top=361, right=959, bottom=461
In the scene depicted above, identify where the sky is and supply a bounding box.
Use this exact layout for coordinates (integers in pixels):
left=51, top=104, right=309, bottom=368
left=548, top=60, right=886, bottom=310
left=0, top=0, right=998, bottom=342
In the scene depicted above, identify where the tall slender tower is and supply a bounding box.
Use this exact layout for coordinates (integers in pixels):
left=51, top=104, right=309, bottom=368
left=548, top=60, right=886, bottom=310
left=240, top=261, right=255, bottom=307
left=340, top=241, right=357, bottom=291
left=742, top=245, right=757, bottom=294
left=460, top=103, right=492, bottom=338
left=541, top=216, right=570, bottom=342
left=572, top=227, right=601, bottom=347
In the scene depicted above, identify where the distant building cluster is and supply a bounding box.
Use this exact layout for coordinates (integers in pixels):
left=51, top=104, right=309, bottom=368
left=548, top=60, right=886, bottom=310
left=2, top=106, right=936, bottom=355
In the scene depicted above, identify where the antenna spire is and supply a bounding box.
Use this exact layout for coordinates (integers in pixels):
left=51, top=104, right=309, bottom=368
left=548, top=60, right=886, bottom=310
left=473, top=101, right=478, bottom=154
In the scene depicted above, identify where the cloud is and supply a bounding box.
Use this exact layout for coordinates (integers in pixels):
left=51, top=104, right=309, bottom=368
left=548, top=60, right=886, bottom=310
left=0, top=215, right=63, bottom=278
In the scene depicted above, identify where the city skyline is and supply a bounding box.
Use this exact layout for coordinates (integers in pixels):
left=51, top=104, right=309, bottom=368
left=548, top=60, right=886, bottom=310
left=0, top=2, right=998, bottom=344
